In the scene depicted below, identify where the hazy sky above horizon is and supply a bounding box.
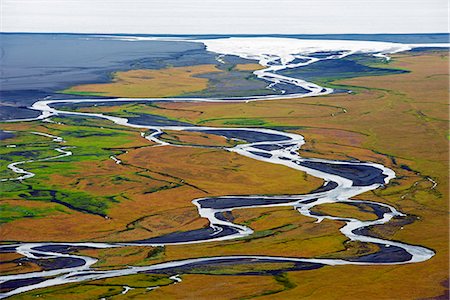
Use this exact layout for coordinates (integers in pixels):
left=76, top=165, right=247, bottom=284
left=1, top=0, right=448, bottom=34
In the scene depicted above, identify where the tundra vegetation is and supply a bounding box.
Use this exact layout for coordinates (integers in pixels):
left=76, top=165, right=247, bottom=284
left=0, top=51, right=448, bottom=299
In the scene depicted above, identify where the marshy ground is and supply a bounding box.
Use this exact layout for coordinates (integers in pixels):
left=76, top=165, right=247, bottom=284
left=0, top=50, right=448, bottom=299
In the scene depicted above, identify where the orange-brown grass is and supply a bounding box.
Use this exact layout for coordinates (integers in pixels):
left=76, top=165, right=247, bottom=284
left=0, top=252, right=22, bottom=261
left=317, top=240, right=380, bottom=259
left=11, top=274, right=283, bottom=300
left=269, top=53, right=447, bottom=299
left=0, top=261, right=42, bottom=276
left=260, top=263, right=448, bottom=300
left=234, top=63, right=265, bottom=71
left=101, top=195, right=209, bottom=242
left=0, top=187, right=211, bottom=243
left=97, top=146, right=321, bottom=243
left=75, top=99, right=344, bottom=127
left=1, top=208, right=112, bottom=242
left=0, top=199, right=63, bottom=211
left=157, top=208, right=347, bottom=263
left=0, top=251, right=42, bottom=275
left=121, top=145, right=322, bottom=196
left=1, top=163, right=207, bottom=242
left=149, top=274, right=284, bottom=300
left=63, top=65, right=221, bottom=98
left=295, top=127, right=368, bottom=161
left=0, top=138, right=321, bottom=242
left=10, top=273, right=173, bottom=299
left=98, top=143, right=321, bottom=242
left=78, top=51, right=448, bottom=299
left=77, top=246, right=155, bottom=270
left=75, top=101, right=206, bottom=122
left=49, top=159, right=171, bottom=197
left=1, top=51, right=448, bottom=299
left=0, top=122, right=63, bottom=141
left=64, top=208, right=348, bottom=270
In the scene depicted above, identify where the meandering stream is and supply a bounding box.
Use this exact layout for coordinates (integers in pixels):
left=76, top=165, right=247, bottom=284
left=0, top=38, right=442, bottom=298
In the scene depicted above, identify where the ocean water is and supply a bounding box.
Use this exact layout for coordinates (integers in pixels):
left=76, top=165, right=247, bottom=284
left=0, top=33, right=448, bottom=120
left=0, top=34, right=208, bottom=101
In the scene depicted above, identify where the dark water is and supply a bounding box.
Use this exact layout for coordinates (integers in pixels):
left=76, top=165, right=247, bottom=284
left=199, top=196, right=302, bottom=210
left=298, top=161, right=387, bottom=186
left=1, top=33, right=448, bottom=121
left=131, top=225, right=239, bottom=244
left=0, top=277, right=47, bottom=293
left=0, top=34, right=208, bottom=107
left=193, top=129, right=290, bottom=143
left=0, top=130, right=15, bottom=140
left=33, top=245, right=90, bottom=254
left=280, top=54, right=408, bottom=84
left=349, top=244, right=412, bottom=263
left=0, top=33, right=278, bottom=119
left=146, top=257, right=323, bottom=275
left=128, top=114, right=195, bottom=127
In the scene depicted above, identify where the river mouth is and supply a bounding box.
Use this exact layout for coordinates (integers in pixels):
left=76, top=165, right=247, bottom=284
left=1, top=36, right=445, bottom=299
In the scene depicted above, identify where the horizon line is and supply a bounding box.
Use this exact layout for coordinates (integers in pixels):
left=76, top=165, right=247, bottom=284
left=1, top=32, right=449, bottom=36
